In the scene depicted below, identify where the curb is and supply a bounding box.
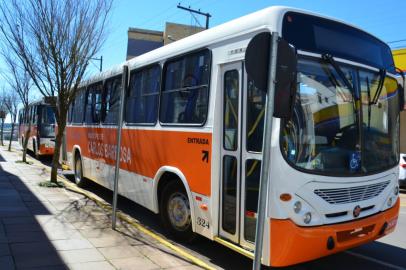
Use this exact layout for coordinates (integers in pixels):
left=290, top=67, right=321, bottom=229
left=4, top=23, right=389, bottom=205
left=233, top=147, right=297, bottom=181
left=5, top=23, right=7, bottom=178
left=17, top=150, right=216, bottom=270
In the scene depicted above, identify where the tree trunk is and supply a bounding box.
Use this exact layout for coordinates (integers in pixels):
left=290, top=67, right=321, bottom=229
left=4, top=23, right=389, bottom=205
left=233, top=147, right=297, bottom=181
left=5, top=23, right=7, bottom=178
left=8, top=121, right=15, bottom=151
left=0, top=118, right=4, bottom=146
left=50, top=108, right=67, bottom=183
left=22, top=126, right=30, bottom=163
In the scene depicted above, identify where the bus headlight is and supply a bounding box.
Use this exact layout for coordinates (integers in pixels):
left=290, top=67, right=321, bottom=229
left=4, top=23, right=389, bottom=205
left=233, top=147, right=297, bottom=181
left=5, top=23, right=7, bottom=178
left=387, top=197, right=393, bottom=207
left=394, top=186, right=399, bottom=196
left=303, top=212, right=312, bottom=224
left=293, top=201, right=302, bottom=213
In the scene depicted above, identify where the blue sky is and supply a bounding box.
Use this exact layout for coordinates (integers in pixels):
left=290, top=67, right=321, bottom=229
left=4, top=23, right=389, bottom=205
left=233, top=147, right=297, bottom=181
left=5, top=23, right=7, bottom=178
left=92, top=0, right=406, bottom=74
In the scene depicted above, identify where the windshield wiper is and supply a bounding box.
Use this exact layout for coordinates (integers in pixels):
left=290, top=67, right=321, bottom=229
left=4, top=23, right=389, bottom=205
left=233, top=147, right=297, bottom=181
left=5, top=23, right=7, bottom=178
left=322, top=54, right=358, bottom=119
left=322, top=54, right=356, bottom=95
left=371, top=69, right=386, bottom=104
left=366, top=77, right=372, bottom=128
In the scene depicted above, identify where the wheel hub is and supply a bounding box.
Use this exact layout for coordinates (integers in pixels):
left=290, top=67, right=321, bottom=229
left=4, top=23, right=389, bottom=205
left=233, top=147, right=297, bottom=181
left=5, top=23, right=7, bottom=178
left=167, top=192, right=190, bottom=230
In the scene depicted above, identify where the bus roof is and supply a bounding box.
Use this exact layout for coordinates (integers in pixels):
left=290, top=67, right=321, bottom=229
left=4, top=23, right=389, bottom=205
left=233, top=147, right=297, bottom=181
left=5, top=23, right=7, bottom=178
left=82, top=5, right=386, bottom=85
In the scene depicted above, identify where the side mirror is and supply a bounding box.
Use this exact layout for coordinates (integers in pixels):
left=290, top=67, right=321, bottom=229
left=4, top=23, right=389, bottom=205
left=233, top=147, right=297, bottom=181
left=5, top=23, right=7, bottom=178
left=245, top=32, right=297, bottom=118
left=396, top=67, right=405, bottom=111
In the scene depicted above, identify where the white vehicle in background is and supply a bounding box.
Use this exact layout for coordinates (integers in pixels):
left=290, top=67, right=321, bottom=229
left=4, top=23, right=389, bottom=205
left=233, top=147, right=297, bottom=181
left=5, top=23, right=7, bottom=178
left=399, top=154, right=406, bottom=188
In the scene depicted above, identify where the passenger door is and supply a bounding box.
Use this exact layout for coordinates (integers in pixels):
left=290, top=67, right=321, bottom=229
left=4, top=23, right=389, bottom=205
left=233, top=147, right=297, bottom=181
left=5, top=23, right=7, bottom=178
left=219, top=62, right=265, bottom=250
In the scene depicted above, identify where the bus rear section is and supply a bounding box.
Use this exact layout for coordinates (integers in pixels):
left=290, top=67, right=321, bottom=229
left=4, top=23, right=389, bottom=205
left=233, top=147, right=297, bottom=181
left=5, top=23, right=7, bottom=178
left=64, top=6, right=402, bottom=267
left=19, top=101, right=56, bottom=157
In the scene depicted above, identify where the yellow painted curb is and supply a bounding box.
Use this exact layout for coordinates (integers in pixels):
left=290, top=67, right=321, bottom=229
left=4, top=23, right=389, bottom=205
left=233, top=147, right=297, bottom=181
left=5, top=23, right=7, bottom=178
left=59, top=177, right=216, bottom=270
left=22, top=152, right=216, bottom=270
left=61, top=164, right=70, bottom=170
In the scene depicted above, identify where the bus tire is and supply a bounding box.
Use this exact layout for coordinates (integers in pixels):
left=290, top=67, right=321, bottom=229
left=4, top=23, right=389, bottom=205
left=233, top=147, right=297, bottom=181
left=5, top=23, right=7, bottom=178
left=74, top=154, right=87, bottom=187
left=33, top=139, right=39, bottom=158
left=160, top=180, right=196, bottom=243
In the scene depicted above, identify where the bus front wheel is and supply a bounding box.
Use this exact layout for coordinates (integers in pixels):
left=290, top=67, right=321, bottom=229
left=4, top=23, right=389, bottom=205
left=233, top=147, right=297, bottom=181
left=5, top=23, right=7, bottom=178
left=74, top=154, right=86, bottom=187
left=160, top=181, right=196, bottom=243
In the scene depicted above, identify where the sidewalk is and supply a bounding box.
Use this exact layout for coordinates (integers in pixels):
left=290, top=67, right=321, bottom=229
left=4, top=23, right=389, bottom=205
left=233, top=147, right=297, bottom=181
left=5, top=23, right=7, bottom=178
left=0, top=147, right=202, bottom=270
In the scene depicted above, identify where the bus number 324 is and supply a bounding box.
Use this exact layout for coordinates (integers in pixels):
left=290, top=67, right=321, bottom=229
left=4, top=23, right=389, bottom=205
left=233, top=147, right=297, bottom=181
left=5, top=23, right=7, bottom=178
left=196, top=217, right=210, bottom=229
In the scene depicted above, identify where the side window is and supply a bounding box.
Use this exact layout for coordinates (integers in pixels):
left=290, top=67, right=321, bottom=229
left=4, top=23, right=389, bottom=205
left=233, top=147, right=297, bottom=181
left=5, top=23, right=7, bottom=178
left=68, top=103, right=73, bottom=124
left=246, top=77, right=266, bottom=152
left=31, top=106, right=36, bottom=124
left=85, top=83, right=102, bottom=125
left=23, top=109, right=27, bottom=124
left=25, top=108, right=30, bottom=124
left=126, top=65, right=160, bottom=124
left=160, top=50, right=210, bottom=124
left=72, top=88, right=86, bottom=124
left=102, top=76, right=122, bottom=125
left=223, top=70, right=239, bottom=151
left=42, top=106, right=55, bottom=124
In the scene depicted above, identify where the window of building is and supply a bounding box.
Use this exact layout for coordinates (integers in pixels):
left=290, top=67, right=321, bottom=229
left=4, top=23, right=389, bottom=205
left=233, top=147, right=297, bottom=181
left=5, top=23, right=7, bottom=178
left=84, top=83, right=103, bottom=125
left=102, top=76, right=122, bottom=125
left=160, top=49, right=210, bottom=124
left=72, top=88, right=86, bottom=124
left=126, top=65, right=160, bottom=125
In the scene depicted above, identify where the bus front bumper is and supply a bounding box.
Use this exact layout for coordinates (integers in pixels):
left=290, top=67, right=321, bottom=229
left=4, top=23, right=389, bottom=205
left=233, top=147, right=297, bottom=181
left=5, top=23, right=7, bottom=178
left=270, top=198, right=400, bottom=267
left=39, top=144, right=54, bottom=155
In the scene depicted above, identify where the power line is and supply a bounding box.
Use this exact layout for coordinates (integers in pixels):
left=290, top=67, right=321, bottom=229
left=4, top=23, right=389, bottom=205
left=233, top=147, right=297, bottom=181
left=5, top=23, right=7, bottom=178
left=388, top=39, right=406, bottom=44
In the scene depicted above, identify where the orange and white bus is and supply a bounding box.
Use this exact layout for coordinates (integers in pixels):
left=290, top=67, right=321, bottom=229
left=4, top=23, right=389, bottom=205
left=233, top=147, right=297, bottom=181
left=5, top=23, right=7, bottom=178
left=18, top=98, right=56, bottom=157
left=64, top=6, right=402, bottom=267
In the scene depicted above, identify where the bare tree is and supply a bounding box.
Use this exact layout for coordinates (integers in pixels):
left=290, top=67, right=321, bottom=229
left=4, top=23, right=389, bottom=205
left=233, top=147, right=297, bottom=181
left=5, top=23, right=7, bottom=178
left=0, top=92, right=6, bottom=146
left=0, top=0, right=112, bottom=182
left=1, top=51, right=33, bottom=162
left=4, top=90, right=19, bottom=151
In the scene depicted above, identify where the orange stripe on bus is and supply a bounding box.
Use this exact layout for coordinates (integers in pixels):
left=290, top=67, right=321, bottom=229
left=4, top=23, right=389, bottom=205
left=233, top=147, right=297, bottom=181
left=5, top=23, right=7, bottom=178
left=66, top=126, right=212, bottom=196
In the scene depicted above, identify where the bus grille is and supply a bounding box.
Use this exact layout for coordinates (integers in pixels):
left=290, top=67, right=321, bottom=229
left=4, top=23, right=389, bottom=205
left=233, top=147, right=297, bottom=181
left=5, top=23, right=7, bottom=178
left=314, top=181, right=390, bottom=204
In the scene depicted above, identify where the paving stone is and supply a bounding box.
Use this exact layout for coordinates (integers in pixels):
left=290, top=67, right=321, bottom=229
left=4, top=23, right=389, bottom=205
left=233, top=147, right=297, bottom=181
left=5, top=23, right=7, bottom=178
left=137, top=245, right=190, bottom=268
left=51, top=239, right=94, bottom=251
left=0, top=255, right=15, bottom=270
left=165, top=265, right=204, bottom=270
left=110, top=256, right=159, bottom=270
left=79, top=228, right=123, bottom=239
left=0, top=243, right=10, bottom=256
left=0, top=148, right=198, bottom=270
left=43, top=228, right=83, bottom=241
left=4, top=222, right=43, bottom=233
left=59, top=248, right=105, bottom=264
left=2, top=216, right=36, bottom=225
left=68, top=261, right=115, bottom=270
left=87, top=235, right=128, bottom=248
left=11, top=242, right=63, bottom=268
left=7, top=231, right=48, bottom=243
left=22, top=265, right=69, bottom=270
left=98, top=245, right=142, bottom=260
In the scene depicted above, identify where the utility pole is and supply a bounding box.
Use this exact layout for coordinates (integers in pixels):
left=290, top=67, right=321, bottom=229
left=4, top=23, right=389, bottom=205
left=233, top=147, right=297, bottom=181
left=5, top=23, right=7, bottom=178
left=89, top=56, right=103, bottom=72
left=177, top=4, right=211, bottom=29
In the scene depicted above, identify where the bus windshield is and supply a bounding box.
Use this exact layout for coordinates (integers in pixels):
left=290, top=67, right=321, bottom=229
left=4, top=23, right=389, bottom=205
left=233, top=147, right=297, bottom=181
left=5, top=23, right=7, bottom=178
left=281, top=57, right=400, bottom=175
left=40, top=106, right=55, bottom=138
left=42, top=106, right=55, bottom=125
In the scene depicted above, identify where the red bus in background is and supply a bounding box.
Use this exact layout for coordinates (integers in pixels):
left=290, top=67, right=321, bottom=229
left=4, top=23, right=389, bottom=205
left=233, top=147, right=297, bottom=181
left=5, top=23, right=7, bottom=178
left=18, top=98, right=56, bottom=157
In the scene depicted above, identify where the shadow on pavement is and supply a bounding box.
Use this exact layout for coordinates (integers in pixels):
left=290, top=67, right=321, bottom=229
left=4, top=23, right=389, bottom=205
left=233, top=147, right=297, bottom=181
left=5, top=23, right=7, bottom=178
left=0, top=151, right=69, bottom=269
left=63, top=172, right=406, bottom=270
left=63, top=173, right=261, bottom=269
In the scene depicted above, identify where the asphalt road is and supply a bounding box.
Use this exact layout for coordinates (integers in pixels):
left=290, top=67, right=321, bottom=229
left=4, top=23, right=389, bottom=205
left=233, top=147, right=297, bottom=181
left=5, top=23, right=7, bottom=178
left=34, top=152, right=406, bottom=270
